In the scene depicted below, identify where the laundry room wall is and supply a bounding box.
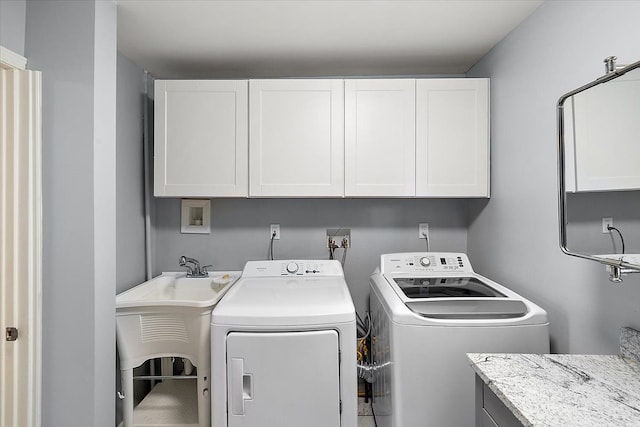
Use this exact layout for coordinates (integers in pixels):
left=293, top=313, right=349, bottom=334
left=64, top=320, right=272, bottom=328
left=565, top=191, right=640, bottom=255
left=466, top=0, right=640, bottom=354
left=116, top=52, right=148, bottom=294
left=25, top=1, right=118, bottom=425
left=152, top=198, right=469, bottom=315
left=0, top=0, right=26, bottom=55
left=115, top=51, right=150, bottom=424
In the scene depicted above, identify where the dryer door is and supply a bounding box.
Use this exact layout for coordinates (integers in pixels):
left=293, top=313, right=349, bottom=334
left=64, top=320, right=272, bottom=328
left=226, top=330, right=341, bottom=427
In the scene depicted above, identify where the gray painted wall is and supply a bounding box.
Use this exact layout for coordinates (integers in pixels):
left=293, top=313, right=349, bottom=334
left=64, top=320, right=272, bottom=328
left=25, top=1, right=117, bottom=425
left=153, top=198, right=469, bottom=314
left=0, top=0, right=26, bottom=55
left=117, top=52, right=147, bottom=294
left=467, top=0, right=640, bottom=354
left=566, top=191, right=640, bottom=255
left=115, top=51, right=148, bottom=425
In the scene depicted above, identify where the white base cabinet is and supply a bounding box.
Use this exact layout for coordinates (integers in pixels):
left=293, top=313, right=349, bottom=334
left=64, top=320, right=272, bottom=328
left=154, top=80, right=248, bottom=197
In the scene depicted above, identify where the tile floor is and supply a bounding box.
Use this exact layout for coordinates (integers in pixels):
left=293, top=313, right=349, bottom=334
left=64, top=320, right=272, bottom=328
left=358, top=415, right=376, bottom=427
left=358, top=397, right=376, bottom=427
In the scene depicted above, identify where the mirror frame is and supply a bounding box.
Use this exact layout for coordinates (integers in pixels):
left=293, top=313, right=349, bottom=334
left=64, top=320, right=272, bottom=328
left=557, top=57, right=640, bottom=274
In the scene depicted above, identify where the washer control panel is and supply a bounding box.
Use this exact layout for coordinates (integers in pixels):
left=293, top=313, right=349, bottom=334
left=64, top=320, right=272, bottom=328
left=242, top=260, right=345, bottom=277
left=380, top=252, right=473, bottom=274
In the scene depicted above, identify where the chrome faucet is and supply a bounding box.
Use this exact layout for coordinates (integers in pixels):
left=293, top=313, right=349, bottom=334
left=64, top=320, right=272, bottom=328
left=178, top=256, right=210, bottom=278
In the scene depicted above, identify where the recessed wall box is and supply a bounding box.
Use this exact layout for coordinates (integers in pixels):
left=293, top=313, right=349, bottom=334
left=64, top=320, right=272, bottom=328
left=181, top=199, right=211, bottom=234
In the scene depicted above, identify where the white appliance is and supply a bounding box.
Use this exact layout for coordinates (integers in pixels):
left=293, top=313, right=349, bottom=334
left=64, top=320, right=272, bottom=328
left=370, top=253, right=549, bottom=427
left=211, top=260, right=357, bottom=427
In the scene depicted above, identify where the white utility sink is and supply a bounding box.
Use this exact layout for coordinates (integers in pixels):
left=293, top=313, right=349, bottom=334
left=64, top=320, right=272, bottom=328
left=116, top=271, right=240, bottom=309
left=116, top=270, right=241, bottom=427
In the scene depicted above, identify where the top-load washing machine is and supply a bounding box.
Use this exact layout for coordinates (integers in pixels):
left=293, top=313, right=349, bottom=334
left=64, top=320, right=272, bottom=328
left=211, top=260, right=357, bottom=427
left=370, top=252, right=549, bottom=427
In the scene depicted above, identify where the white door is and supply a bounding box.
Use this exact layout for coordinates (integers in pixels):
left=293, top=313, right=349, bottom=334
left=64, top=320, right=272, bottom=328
left=249, top=79, right=344, bottom=197
left=0, top=67, right=42, bottom=427
left=154, top=80, right=248, bottom=197
left=345, top=79, right=416, bottom=197
left=415, top=79, right=489, bottom=197
left=226, top=330, right=341, bottom=427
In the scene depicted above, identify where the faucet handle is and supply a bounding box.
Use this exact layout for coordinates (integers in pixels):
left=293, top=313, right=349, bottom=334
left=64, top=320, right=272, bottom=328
left=201, top=265, right=212, bottom=275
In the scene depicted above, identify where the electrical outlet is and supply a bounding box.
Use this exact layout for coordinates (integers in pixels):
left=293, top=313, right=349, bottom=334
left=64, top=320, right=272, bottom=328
left=419, top=223, right=429, bottom=239
left=270, top=224, right=280, bottom=240
left=602, top=218, right=613, bottom=234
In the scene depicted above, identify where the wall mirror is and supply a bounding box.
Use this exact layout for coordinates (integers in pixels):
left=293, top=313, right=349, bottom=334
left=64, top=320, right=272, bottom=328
left=558, top=56, right=640, bottom=282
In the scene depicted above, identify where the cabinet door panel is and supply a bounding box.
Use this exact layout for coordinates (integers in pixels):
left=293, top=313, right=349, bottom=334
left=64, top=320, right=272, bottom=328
left=345, top=79, right=416, bottom=197
left=154, top=80, right=248, bottom=197
left=416, top=79, right=489, bottom=197
left=573, top=75, right=640, bottom=191
left=249, top=80, right=344, bottom=197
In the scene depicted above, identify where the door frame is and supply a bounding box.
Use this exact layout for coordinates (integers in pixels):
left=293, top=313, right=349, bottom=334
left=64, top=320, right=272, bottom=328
left=0, top=45, right=42, bottom=427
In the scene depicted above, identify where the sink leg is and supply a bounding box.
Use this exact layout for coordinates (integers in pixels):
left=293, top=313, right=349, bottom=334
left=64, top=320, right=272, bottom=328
left=122, top=368, right=134, bottom=427
left=198, top=367, right=210, bottom=427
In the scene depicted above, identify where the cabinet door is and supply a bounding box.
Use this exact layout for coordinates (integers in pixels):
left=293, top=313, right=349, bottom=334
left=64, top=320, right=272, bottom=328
left=154, top=80, right=248, bottom=197
left=226, top=331, right=341, bottom=427
left=572, top=75, right=640, bottom=191
left=416, top=79, right=489, bottom=197
left=345, top=79, right=416, bottom=197
left=249, top=80, right=344, bottom=197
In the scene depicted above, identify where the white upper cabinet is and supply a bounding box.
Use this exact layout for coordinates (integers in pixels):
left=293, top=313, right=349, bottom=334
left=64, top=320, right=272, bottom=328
left=153, top=78, right=490, bottom=198
left=416, top=79, right=489, bottom=197
left=249, top=79, right=344, bottom=197
left=345, top=79, right=416, bottom=197
left=571, top=75, right=640, bottom=192
left=154, top=80, right=248, bottom=197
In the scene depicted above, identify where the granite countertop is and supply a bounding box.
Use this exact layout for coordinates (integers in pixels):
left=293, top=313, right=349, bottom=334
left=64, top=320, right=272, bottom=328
left=468, top=327, right=640, bottom=427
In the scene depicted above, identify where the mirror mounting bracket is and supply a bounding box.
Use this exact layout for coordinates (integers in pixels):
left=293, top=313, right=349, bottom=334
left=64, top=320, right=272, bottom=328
left=603, top=56, right=627, bottom=74
left=557, top=56, right=640, bottom=282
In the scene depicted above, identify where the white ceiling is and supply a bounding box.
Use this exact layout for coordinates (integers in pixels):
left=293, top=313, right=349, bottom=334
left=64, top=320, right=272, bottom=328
left=117, top=0, right=543, bottom=79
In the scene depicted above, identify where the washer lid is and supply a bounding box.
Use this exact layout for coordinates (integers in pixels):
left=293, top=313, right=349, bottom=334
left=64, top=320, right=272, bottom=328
left=211, top=276, right=355, bottom=326
left=406, top=299, right=528, bottom=319
left=393, top=277, right=505, bottom=299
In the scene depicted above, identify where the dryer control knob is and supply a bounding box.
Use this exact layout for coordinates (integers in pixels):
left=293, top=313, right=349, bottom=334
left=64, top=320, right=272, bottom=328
left=286, top=262, right=299, bottom=274
left=419, top=257, right=431, bottom=267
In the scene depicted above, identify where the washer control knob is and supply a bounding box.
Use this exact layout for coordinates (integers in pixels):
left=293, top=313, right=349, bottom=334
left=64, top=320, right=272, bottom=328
left=286, top=262, right=299, bottom=274
left=419, top=257, right=431, bottom=267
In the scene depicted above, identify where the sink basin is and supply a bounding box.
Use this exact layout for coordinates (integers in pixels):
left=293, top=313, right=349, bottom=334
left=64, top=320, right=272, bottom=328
left=115, top=271, right=241, bottom=372
left=116, top=271, right=240, bottom=309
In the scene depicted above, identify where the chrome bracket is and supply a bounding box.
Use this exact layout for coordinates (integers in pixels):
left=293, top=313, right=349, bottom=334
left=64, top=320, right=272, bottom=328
left=604, top=56, right=628, bottom=74
left=604, top=56, right=618, bottom=74
left=609, top=266, right=623, bottom=283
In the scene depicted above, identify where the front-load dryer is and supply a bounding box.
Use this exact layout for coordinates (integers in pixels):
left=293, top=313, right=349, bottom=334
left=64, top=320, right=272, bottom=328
left=370, top=252, right=549, bottom=427
left=211, top=260, right=357, bottom=427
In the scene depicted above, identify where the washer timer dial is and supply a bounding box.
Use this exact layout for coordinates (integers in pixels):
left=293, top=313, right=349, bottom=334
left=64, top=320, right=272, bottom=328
left=419, top=257, right=431, bottom=267
left=286, top=262, right=299, bottom=274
